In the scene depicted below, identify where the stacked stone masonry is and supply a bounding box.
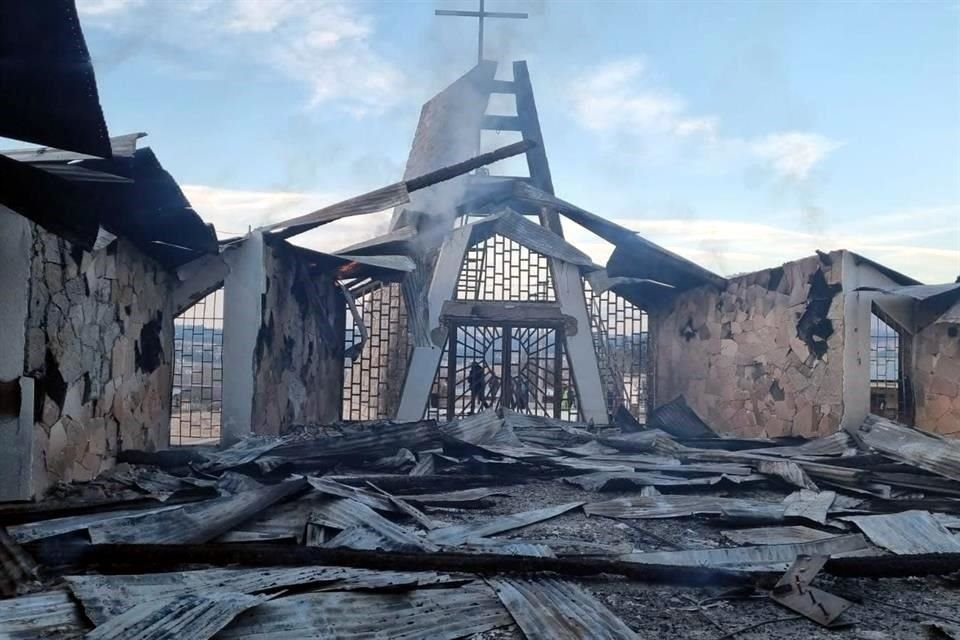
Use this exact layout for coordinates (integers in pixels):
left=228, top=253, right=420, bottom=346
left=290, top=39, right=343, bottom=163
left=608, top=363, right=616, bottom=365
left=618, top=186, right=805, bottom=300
left=25, top=227, right=174, bottom=494
left=914, top=321, right=960, bottom=436
left=653, top=253, right=845, bottom=438
left=250, top=242, right=344, bottom=435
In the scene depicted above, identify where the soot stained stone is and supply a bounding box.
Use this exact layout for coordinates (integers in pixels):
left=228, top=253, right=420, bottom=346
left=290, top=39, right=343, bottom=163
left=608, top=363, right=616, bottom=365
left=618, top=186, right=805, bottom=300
left=795, top=268, right=841, bottom=359
left=135, top=313, right=164, bottom=373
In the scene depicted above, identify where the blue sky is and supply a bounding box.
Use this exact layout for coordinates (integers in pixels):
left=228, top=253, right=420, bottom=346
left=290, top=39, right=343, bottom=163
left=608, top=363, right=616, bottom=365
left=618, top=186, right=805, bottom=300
left=73, top=0, right=960, bottom=282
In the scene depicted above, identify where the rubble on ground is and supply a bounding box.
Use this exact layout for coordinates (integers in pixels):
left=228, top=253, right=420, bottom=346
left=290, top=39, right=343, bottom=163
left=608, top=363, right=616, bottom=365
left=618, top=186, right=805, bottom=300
left=4, top=410, right=960, bottom=639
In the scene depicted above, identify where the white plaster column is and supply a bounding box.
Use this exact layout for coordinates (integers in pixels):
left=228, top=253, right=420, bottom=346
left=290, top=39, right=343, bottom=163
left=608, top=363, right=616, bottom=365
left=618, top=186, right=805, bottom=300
left=550, top=259, right=608, bottom=424
left=0, top=211, right=35, bottom=499
left=840, top=251, right=912, bottom=432
left=396, top=225, right=472, bottom=422
left=220, top=232, right=266, bottom=444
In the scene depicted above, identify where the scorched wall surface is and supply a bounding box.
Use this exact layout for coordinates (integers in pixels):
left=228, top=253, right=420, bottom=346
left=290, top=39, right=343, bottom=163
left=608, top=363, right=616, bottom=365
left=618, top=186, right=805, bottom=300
left=251, top=241, right=344, bottom=435
left=25, top=227, right=174, bottom=494
left=653, top=253, right=845, bottom=438
left=914, top=321, right=960, bottom=436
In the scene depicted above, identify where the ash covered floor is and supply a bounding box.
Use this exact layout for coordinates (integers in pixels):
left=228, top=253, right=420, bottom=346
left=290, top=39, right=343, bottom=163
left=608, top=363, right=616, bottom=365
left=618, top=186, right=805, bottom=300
left=4, top=409, right=960, bottom=639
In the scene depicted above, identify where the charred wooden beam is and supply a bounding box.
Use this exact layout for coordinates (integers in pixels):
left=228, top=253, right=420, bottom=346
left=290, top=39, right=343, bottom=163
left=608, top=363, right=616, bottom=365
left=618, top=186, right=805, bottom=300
left=41, top=543, right=755, bottom=588
left=825, top=553, right=960, bottom=579
left=404, top=139, right=534, bottom=192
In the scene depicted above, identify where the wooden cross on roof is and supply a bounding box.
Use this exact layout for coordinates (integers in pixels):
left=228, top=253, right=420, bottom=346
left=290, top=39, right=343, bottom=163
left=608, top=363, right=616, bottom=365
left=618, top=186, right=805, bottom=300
left=435, top=0, right=528, bottom=65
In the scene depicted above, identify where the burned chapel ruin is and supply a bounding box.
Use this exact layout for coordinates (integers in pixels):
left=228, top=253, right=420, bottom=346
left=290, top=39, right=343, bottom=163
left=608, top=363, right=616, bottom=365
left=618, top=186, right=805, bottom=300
left=1, top=1, right=960, bottom=638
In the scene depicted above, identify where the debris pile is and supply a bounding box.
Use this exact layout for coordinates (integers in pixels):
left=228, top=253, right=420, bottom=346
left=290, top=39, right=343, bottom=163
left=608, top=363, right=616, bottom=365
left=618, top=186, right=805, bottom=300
left=4, top=410, right=960, bottom=638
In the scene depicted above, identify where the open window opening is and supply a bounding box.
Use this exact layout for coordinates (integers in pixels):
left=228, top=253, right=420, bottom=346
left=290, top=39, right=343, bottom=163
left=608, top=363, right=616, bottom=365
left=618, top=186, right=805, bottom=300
left=170, top=288, right=223, bottom=445
left=870, top=303, right=913, bottom=424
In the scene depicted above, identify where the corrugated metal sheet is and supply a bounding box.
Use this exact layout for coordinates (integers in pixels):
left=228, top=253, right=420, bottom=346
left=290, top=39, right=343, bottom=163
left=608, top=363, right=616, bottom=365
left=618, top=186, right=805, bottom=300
left=0, top=589, right=87, bottom=639
left=66, top=567, right=464, bottom=626
left=427, top=502, right=583, bottom=546
left=269, top=419, right=440, bottom=463
left=308, top=478, right=397, bottom=513
left=1, top=133, right=144, bottom=163
left=462, top=540, right=556, bottom=557
left=27, top=163, right=130, bottom=183
left=595, top=430, right=679, bottom=454
left=564, top=471, right=764, bottom=492
left=488, top=577, right=639, bottom=640
left=485, top=210, right=597, bottom=268
left=262, top=182, right=410, bottom=237
left=583, top=495, right=786, bottom=519
left=215, top=491, right=333, bottom=543
left=574, top=457, right=747, bottom=474
left=7, top=504, right=184, bottom=543
left=782, top=490, right=836, bottom=525
left=857, top=414, right=960, bottom=482
left=620, top=534, right=872, bottom=572
left=396, top=488, right=510, bottom=508
left=646, top=396, right=718, bottom=439
left=746, top=431, right=857, bottom=458
left=0, top=1, right=111, bottom=156
left=845, top=511, right=960, bottom=555
left=854, top=282, right=960, bottom=301
left=337, top=225, right=418, bottom=255
left=400, top=252, right=433, bottom=347
left=309, top=498, right=438, bottom=552
left=510, top=182, right=725, bottom=292
left=937, top=299, right=960, bottom=325
left=0, top=530, right=40, bottom=598
left=758, top=460, right=819, bottom=490
left=281, top=243, right=416, bottom=280
left=214, top=585, right=512, bottom=640
left=720, top=526, right=841, bottom=546
left=197, top=436, right=289, bottom=472
left=84, top=592, right=269, bottom=640
left=88, top=477, right=307, bottom=544
left=440, top=410, right=518, bottom=446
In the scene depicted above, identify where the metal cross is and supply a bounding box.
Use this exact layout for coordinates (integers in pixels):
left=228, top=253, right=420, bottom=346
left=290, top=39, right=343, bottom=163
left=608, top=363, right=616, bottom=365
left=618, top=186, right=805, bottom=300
left=435, top=0, right=528, bottom=64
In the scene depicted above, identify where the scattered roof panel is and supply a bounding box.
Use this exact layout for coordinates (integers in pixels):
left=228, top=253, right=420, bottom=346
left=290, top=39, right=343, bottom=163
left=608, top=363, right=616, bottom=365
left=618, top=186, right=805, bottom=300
left=0, top=0, right=111, bottom=156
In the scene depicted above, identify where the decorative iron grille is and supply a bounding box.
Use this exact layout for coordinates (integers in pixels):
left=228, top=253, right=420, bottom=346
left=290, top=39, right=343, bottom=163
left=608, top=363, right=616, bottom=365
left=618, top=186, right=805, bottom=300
left=585, top=283, right=649, bottom=422
left=428, top=324, right=576, bottom=421
left=170, top=288, right=223, bottom=445
left=456, top=234, right=555, bottom=302
left=342, top=282, right=410, bottom=420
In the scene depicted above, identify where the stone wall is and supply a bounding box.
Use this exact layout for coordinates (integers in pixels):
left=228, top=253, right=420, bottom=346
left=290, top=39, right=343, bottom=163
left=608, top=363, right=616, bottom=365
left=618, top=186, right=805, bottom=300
left=913, top=321, right=960, bottom=435
left=250, top=241, right=344, bottom=435
left=653, top=253, right=845, bottom=438
left=24, top=227, right=174, bottom=494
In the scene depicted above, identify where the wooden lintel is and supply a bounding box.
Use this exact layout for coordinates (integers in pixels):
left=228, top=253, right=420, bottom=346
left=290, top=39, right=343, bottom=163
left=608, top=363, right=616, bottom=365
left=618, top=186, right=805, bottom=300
left=439, top=300, right=578, bottom=334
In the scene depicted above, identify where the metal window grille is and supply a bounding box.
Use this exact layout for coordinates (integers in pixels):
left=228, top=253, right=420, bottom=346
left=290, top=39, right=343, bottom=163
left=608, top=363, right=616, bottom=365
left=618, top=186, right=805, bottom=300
left=343, top=282, right=410, bottom=420
left=456, top=234, right=555, bottom=302
left=870, top=310, right=905, bottom=422
left=170, top=288, right=223, bottom=445
left=427, top=324, right=576, bottom=421
left=585, top=282, right=650, bottom=422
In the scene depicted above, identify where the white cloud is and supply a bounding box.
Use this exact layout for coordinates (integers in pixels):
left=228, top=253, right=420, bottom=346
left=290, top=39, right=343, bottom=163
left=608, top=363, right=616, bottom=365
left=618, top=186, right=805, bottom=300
left=560, top=205, right=960, bottom=284
left=568, top=58, right=841, bottom=181
left=182, top=184, right=391, bottom=254
left=750, top=133, right=844, bottom=181
left=572, top=58, right=718, bottom=139
left=79, top=0, right=404, bottom=115
left=76, top=0, right=143, bottom=16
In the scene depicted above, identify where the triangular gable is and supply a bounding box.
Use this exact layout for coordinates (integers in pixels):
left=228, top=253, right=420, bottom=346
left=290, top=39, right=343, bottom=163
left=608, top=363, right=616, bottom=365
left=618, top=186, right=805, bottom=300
left=461, top=209, right=599, bottom=270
